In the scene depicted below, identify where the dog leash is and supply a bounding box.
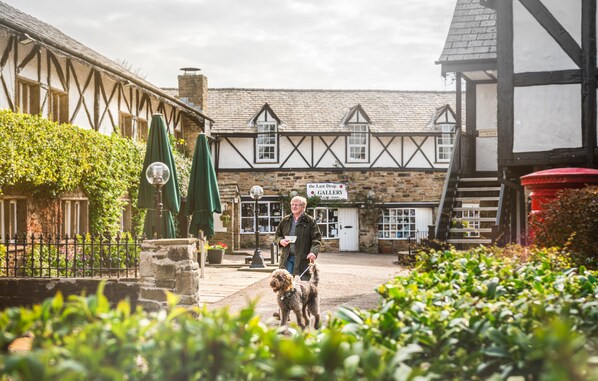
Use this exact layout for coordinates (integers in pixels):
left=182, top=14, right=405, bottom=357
left=297, top=262, right=314, bottom=279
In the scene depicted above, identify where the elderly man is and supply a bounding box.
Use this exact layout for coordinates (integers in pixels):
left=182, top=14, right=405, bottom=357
left=274, top=195, right=322, bottom=281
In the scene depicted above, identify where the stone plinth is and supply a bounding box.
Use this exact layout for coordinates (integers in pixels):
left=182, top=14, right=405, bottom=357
left=137, top=238, right=202, bottom=311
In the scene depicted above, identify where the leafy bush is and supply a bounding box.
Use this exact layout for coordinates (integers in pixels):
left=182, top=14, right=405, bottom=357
left=1, top=248, right=597, bottom=380
left=529, top=186, right=598, bottom=268
left=336, top=247, right=598, bottom=380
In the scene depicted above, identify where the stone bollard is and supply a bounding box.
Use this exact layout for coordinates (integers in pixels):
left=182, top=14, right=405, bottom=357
left=137, top=238, right=202, bottom=312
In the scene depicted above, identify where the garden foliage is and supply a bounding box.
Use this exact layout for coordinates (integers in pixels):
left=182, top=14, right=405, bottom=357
left=529, top=186, right=598, bottom=268
left=0, top=111, right=192, bottom=235
left=1, top=247, right=597, bottom=380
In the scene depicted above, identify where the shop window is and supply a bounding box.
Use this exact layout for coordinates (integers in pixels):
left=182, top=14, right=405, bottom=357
left=436, top=124, right=455, bottom=162
left=17, top=78, right=40, bottom=115
left=0, top=198, right=26, bottom=239
left=378, top=208, right=417, bottom=239
left=256, top=121, right=277, bottom=162
left=347, top=124, right=368, bottom=162
left=308, top=207, right=339, bottom=239
left=61, top=199, right=88, bottom=237
left=49, top=89, right=69, bottom=124
left=241, top=200, right=283, bottom=234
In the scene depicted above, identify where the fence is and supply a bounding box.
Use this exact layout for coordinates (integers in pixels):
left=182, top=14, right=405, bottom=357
left=0, top=233, right=142, bottom=278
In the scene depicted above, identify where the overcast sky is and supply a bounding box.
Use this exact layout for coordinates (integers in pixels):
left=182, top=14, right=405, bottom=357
left=5, top=0, right=457, bottom=91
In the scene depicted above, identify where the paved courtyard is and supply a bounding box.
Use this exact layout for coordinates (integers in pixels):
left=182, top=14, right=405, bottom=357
left=197, top=251, right=409, bottom=327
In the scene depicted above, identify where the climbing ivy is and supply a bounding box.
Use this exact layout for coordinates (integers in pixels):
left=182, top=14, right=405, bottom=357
left=0, top=110, right=190, bottom=235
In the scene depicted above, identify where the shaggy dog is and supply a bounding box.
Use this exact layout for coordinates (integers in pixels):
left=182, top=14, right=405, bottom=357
left=269, top=264, right=320, bottom=330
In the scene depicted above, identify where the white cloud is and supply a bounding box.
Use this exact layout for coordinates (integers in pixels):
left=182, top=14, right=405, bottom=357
left=4, top=0, right=456, bottom=90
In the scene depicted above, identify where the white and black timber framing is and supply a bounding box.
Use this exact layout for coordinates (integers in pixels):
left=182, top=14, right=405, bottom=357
left=497, top=0, right=597, bottom=169
left=0, top=2, right=212, bottom=136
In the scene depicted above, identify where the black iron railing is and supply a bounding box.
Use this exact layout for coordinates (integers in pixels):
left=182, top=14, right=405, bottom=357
left=434, top=128, right=462, bottom=241
left=0, top=233, right=142, bottom=278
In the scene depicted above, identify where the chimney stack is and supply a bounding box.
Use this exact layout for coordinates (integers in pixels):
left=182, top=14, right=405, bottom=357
left=178, top=67, right=208, bottom=113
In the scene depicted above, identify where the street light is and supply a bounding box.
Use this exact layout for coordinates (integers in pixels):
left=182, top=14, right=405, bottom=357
left=145, top=162, right=170, bottom=239
left=249, top=185, right=266, bottom=268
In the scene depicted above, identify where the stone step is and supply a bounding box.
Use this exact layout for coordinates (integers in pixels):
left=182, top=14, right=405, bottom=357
left=457, top=187, right=501, bottom=192
left=449, top=228, right=493, bottom=233
left=447, top=238, right=493, bottom=244
left=459, top=177, right=498, bottom=182
left=453, top=207, right=498, bottom=212
left=452, top=217, right=496, bottom=222
left=456, top=196, right=500, bottom=202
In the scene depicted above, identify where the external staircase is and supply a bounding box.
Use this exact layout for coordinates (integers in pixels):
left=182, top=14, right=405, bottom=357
left=446, top=177, right=500, bottom=248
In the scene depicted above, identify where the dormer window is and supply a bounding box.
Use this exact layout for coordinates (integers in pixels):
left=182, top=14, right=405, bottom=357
left=256, top=121, right=277, bottom=162
left=430, top=105, right=457, bottom=163
left=251, top=104, right=280, bottom=163
left=344, top=105, right=370, bottom=163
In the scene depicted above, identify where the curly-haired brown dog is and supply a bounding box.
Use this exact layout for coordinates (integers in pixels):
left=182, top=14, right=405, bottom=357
left=269, top=264, right=320, bottom=329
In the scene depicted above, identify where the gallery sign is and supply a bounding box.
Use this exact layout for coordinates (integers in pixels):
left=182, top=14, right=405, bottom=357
left=306, top=183, right=348, bottom=200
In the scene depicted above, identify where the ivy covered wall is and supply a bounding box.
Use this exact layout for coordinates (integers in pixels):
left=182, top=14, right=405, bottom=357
left=0, top=110, right=191, bottom=235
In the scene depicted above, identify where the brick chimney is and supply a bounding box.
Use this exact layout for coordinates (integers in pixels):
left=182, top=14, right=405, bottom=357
left=178, top=67, right=208, bottom=113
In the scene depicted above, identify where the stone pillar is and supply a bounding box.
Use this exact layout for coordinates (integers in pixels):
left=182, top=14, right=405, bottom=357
left=138, top=238, right=202, bottom=311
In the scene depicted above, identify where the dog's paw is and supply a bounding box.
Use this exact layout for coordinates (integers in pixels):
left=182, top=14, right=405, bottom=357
left=276, top=326, right=298, bottom=337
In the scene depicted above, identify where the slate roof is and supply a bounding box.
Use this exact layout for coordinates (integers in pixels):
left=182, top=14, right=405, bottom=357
left=205, top=88, right=458, bottom=134
left=0, top=1, right=211, bottom=122
left=437, top=0, right=497, bottom=65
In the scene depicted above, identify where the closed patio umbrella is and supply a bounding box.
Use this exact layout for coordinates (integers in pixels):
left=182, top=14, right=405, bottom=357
left=138, top=114, right=181, bottom=238
left=186, top=133, right=221, bottom=239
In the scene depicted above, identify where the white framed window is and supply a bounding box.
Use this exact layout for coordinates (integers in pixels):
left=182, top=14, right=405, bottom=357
left=1, top=198, right=25, bottom=239
left=461, top=203, right=480, bottom=237
left=49, top=89, right=69, bottom=124
left=378, top=208, right=417, bottom=239
left=308, top=207, right=339, bottom=239
left=61, top=199, right=88, bottom=237
left=436, top=124, right=455, bottom=162
left=120, top=199, right=132, bottom=232
left=256, top=122, right=277, bottom=162
left=120, top=114, right=147, bottom=141
left=241, top=200, right=283, bottom=234
left=348, top=124, right=368, bottom=162
left=17, top=79, right=40, bottom=115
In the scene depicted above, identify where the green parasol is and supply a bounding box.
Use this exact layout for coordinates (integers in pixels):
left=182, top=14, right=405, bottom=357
left=186, top=133, right=222, bottom=239
left=138, top=114, right=181, bottom=238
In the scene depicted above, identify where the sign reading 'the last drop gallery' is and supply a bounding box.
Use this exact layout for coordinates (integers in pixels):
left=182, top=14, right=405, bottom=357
left=306, top=183, right=348, bottom=200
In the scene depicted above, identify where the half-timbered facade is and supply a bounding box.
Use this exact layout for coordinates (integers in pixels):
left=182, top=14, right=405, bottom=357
left=194, top=86, right=458, bottom=253
left=436, top=0, right=598, bottom=246
left=0, top=2, right=212, bottom=238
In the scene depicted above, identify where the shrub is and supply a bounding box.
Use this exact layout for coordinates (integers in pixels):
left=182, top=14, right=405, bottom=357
left=529, top=186, right=598, bottom=268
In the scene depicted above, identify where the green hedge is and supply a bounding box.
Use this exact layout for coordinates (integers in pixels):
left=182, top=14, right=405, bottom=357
left=0, top=111, right=191, bottom=235
left=1, top=248, right=597, bottom=380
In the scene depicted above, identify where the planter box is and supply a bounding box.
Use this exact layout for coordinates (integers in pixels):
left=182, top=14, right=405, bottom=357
left=207, top=249, right=225, bottom=264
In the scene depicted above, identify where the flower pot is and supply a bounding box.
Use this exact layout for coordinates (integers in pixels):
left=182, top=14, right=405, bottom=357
left=207, top=249, right=225, bottom=264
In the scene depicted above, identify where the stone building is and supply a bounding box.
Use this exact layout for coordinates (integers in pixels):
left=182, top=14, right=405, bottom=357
left=173, top=76, right=458, bottom=253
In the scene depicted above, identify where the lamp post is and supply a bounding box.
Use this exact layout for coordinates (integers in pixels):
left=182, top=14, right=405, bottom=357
left=145, top=162, right=170, bottom=239
left=249, top=185, right=266, bottom=268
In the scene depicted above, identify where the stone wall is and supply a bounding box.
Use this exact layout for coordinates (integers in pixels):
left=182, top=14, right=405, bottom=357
left=0, top=238, right=203, bottom=312
left=0, top=278, right=139, bottom=310
left=137, top=238, right=201, bottom=311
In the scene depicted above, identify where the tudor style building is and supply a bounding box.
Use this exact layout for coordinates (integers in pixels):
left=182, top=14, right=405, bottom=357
left=0, top=2, right=211, bottom=238
left=436, top=0, right=598, bottom=246
left=173, top=80, right=459, bottom=253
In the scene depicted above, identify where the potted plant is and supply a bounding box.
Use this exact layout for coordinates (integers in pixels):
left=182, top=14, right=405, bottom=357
left=205, top=242, right=228, bottom=264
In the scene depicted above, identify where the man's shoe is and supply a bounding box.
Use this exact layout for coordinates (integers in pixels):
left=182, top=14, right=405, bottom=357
left=273, top=311, right=280, bottom=319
